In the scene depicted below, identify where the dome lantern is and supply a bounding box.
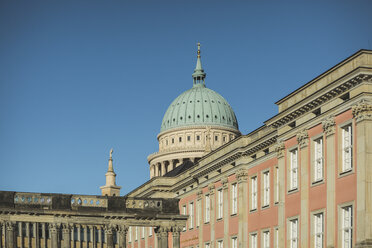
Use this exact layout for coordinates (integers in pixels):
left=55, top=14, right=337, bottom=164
left=192, top=43, right=206, bottom=86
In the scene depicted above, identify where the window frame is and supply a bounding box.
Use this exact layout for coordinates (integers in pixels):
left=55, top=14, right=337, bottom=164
left=312, top=135, right=324, bottom=184
left=262, top=229, right=270, bottom=248
left=288, top=216, right=299, bottom=248
left=217, top=188, right=223, bottom=220
left=189, top=201, right=194, bottom=229
left=288, top=148, right=299, bottom=192
left=250, top=175, right=258, bottom=211
left=339, top=122, right=353, bottom=175
left=262, top=169, right=270, bottom=208
left=338, top=202, right=354, bottom=248
left=204, top=194, right=210, bottom=223
left=311, top=210, right=324, bottom=248
left=231, top=183, right=238, bottom=215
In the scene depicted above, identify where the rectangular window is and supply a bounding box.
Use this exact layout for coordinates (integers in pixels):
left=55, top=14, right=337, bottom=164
left=251, top=176, right=257, bottom=210
left=289, top=219, right=298, bottom=248
left=314, top=137, right=323, bottom=182
left=217, top=189, right=223, bottom=219
left=135, top=226, right=138, bottom=241
left=205, top=195, right=210, bottom=223
left=290, top=149, right=298, bottom=190
left=314, top=212, right=324, bottom=248
left=148, top=227, right=152, bottom=237
left=197, top=135, right=200, bottom=141
left=187, top=136, right=191, bottom=141
left=275, top=227, right=279, bottom=248
left=205, top=243, right=210, bottom=248
left=183, top=205, right=187, bottom=231
left=231, top=183, right=237, bottom=215
left=128, top=227, right=132, bottom=242
left=217, top=240, right=223, bottom=248
left=250, top=233, right=257, bottom=248
left=189, top=202, right=194, bottom=229
left=275, top=166, right=279, bottom=203
left=342, top=125, right=353, bottom=172
left=141, top=227, right=145, bottom=239
left=231, top=237, right=237, bottom=248
left=263, top=231, right=270, bottom=248
left=341, top=205, right=353, bottom=248
left=196, top=199, right=201, bottom=227
left=179, top=137, right=182, bottom=142
left=263, top=171, right=270, bottom=207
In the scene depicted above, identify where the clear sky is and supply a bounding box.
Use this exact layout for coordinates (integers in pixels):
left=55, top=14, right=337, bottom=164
left=1, top=0, right=371, bottom=195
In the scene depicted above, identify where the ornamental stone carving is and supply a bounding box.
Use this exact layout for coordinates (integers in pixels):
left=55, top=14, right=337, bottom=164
left=221, top=177, right=228, bottom=189
left=274, top=141, right=285, bottom=159
left=236, top=169, right=248, bottom=183
left=49, top=223, right=60, bottom=233
left=197, top=189, right=203, bottom=199
left=352, top=99, right=372, bottom=122
left=172, top=226, right=183, bottom=234
left=117, top=225, right=128, bottom=234
left=62, top=224, right=71, bottom=233
left=208, top=184, right=215, bottom=194
left=296, top=129, right=309, bottom=148
left=104, top=225, right=115, bottom=234
left=5, top=221, right=16, bottom=231
left=322, top=116, right=336, bottom=136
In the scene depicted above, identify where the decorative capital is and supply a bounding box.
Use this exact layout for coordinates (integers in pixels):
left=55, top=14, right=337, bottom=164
left=208, top=183, right=215, bottom=193
left=49, top=223, right=60, bottom=233
left=172, top=225, right=183, bottom=234
left=197, top=190, right=203, bottom=199
left=352, top=99, right=372, bottom=122
left=221, top=177, right=229, bottom=189
left=236, top=169, right=248, bottom=183
left=104, top=225, right=115, bottom=234
left=5, top=221, right=16, bottom=231
left=274, top=141, right=285, bottom=159
left=296, top=129, right=309, bottom=148
left=322, top=116, right=336, bottom=136
left=117, top=225, right=128, bottom=234
left=62, top=223, right=72, bottom=233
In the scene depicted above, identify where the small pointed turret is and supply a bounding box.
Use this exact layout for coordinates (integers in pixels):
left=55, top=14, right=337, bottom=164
left=192, top=43, right=206, bottom=86
left=100, top=148, right=121, bottom=196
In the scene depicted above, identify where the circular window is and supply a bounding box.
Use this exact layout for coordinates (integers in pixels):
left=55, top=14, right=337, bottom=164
left=205, top=100, right=207, bottom=102
left=190, top=101, right=192, bottom=103
left=188, top=115, right=191, bottom=119
left=206, top=115, right=209, bottom=118
left=180, top=117, right=183, bottom=120
left=197, top=115, right=200, bottom=118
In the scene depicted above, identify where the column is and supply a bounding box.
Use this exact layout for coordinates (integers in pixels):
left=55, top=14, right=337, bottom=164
left=352, top=100, right=372, bottom=247
left=62, top=224, right=71, bottom=248
left=104, top=225, right=114, bottom=248
left=50, top=223, right=61, bottom=248
left=150, top=165, right=154, bottom=178
left=0, top=222, right=3, bottom=248
left=77, top=225, right=82, bottom=248
left=168, top=160, right=174, bottom=172
left=34, top=222, right=40, bottom=248
left=84, top=226, right=88, bottom=247
left=42, top=223, right=47, bottom=248
left=222, top=177, right=229, bottom=247
left=26, top=222, right=31, bottom=248
left=71, top=225, right=76, bottom=248
left=322, top=116, right=336, bottom=248
left=197, top=190, right=203, bottom=248
left=208, top=183, right=215, bottom=248
left=97, top=226, right=103, bottom=248
left=91, top=226, right=97, bottom=248
left=172, top=227, right=181, bottom=248
left=161, top=162, right=166, bottom=176
left=236, top=169, right=248, bottom=248
left=275, top=141, right=286, bottom=247
left=155, top=227, right=168, bottom=248
left=117, top=226, right=128, bottom=248
left=18, top=222, right=23, bottom=248
left=5, top=222, right=16, bottom=248
left=297, top=130, right=309, bottom=248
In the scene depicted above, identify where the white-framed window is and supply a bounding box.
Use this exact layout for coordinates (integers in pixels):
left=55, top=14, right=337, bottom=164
left=274, top=227, right=279, bottom=248
left=148, top=227, right=152, bottom=237
left=217, top=240, right=223, bottom=248
left=251, top=176, right=257, bottom=210
left=342, top=124, right=353, bottom=172
left=128, top=226, right=132, bottom=242
left=275, top=166, right=279, bottom=203
left=314, top=137, right=323, bottom=182
left=290, top=149, right=298, bottom=190
left=250, top=233, right=258, bottom=248
left=196, top=199, right=201, bottom=227
left=189, top=202, right=194, bottom=229
left=263, top=170, right=270, bottom=207
left=289, top=218, right=298, bottom=248
left=217, top=189, right=223, bottom=219
left=263, top=230, right=270, bottom=248
left=182, top=205, right=187, bottom=231
left=135, top=226, right=138, bottom=241
left=141, top=226, right=145, bottom=239
left=231, top=237, right=237, bottom=248
left=205, top=242, right=210, bottom=248
left=205, top=194, right=210, bottom=223
left=341, top=205, right=353, bottom=248
left=314, top=212, right=324, bottom=248
left=231, top=183, right=237, bottom=215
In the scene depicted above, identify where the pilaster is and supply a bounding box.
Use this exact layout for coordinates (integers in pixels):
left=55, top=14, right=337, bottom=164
left=172, top=226, right=182, bottom=248
left=104, top=225, right=115, bottom=248
left=222, top=177, right=229, bottom=248
left=117, top=225, right=128, bottom=248
left=322, top=116, right=336, bottom=248
left=297, top=129, right=309, bottom=248
left=5, top=222, right=16, bottom=248
left=62, top=224, right=71, bottom=248
left=275, top=141, right=286, bottom=247
left=236, top=168, right=248, bottom=248
left=208, top=183, right=215, bottom=248
left=50, top=223, right=61, bottom=248
left=352, top=100, right=372, bottom=248
left=197, top=190, right=203, bottom=248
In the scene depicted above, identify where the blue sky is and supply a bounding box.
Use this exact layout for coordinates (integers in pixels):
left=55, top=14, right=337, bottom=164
left=1, top=0, right=371, bottom=195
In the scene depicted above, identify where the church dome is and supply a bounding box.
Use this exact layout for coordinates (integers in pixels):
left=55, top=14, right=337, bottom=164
left=160, top=43, right=239, bottom=133
left=160, top=84, right=238, bottom=132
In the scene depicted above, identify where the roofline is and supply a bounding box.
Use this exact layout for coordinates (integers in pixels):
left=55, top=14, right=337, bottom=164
left=275, top=49, right=372, bottom=105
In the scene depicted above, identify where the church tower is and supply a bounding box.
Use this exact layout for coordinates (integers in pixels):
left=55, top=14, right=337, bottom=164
left=100, top=149, right=121, bottom=196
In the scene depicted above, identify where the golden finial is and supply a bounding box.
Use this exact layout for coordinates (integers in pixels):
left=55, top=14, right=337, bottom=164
left=197, top=42, right=201, bottom=57
left=109, top=148, right=113, bottom=159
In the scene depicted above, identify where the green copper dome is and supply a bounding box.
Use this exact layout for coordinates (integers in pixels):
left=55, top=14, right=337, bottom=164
left=160, top=44, right=239, bottom=133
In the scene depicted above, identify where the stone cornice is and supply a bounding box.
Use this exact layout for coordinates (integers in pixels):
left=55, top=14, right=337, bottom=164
left=157, top=125, right=241, bottom=139
left=352, top=99, right=372, bottom=122
left=267, top=73, right=372, bottom=128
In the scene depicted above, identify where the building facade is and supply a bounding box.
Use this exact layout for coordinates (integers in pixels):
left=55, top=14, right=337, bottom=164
left=127, top=48, right=372, bottom=248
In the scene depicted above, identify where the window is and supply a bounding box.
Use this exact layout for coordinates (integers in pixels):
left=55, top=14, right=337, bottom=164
left=250, top=233, right=257, bottom=248
left=231, top=183, right=237, bottom=215
left=179, top=137, right=182, bottom=142
left=274, top=227, right=279, bottom=248
left=251, top=176, right=257, bottom=210
left=166, top=140, right=168, bottom=145
left=187, top=136, right=191, bottom=141
left=183, top=205, right=187, bottom=231
left=205, top=195, right=210, bottom=223
left=342, top=124, right=353, bottom=172
left=217, top=240, right=223, bottom=248
left=148, top=227, right=152, bottom=237
left=135, top=226, right=138, bottom=241
left=314, top=137, right=323, bottom=182
left=205, top=243, right=210, bottom=248
left=172, top=138, right=174, bottom=144
left=263, top=170, right=270, bottom=207
left=196, top=199, right=201, bottom=227
left=217, top=189, right=223, bottom=219
left=215, top=136, right=218, bottom=141
left=223, top=136, right=226, bottom=142
left=289, top=218, right=298, bottom=248
left=141, top=227, right=145, bottom=239
left=128, top=227, right=132, bottom=242
left=314, top=212, right=324, bottom=248
left=341, top=205, right=353, bottom=248
left=263, top=230, right=270, bottom=248
left=275, top=166, right=279, bottom=203
left=231, top=237, right=237, bottom=248
left=196, top=135, right=200, bottom=141
left=290, top=149, right=298, bottom=190
left=189, top=202, right=194, bottom=229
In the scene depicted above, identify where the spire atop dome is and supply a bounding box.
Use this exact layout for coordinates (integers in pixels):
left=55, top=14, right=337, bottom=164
left=192, top=42, right=206, bottom=86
